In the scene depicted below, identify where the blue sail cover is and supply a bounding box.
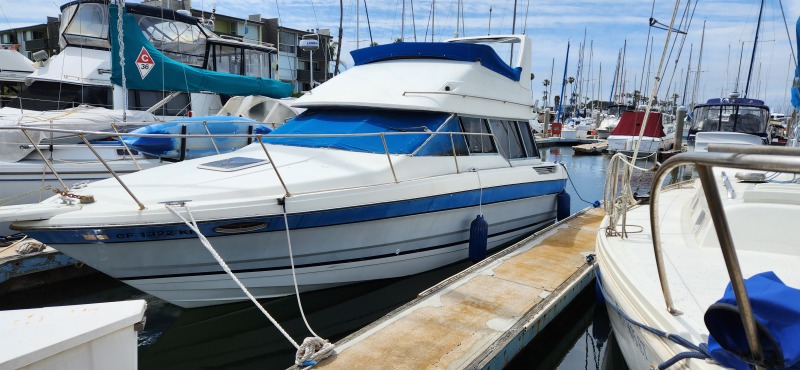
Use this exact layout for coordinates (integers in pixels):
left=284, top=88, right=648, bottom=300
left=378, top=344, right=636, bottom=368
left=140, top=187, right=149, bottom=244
left=109, top=4, right=293, bottom=98
left=704, top=271, right=800, bottom=370
left=265, top=109, right=450, bottom=154
left=351, top=42, right=522, bottom=81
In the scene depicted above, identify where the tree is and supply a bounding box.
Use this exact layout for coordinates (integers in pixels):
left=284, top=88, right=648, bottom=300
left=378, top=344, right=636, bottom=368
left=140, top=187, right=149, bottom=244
left=542, top=79, right=550, bottom=107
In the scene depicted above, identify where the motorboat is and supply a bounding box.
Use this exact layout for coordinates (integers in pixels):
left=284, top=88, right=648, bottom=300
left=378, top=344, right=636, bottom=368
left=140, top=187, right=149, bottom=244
left=0, top=35, right=567, bottom=308
left=606, top=110, right=675, bottom=156
left=596, top=145, right=800, bottom=369
left=689, top=92, right=772, bottom=151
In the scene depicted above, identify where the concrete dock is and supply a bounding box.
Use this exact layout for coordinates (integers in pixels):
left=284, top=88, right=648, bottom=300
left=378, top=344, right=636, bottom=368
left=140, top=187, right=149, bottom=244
left=310, top=207, right=605, bottom=369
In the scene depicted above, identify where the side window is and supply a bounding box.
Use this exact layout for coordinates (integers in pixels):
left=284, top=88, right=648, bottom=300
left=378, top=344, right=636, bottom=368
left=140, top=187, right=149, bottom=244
left=517, top=121, right=539, bottom=158
left=460, top=117, right=497, bottom=154
left=488, top=119, right=525, bottom=159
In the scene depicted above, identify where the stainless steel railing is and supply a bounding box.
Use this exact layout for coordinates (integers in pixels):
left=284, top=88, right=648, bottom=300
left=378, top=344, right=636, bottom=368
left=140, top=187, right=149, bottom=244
left=649, top=144, right=800, bottom=369
left=1, top=124, right=548, bottom=209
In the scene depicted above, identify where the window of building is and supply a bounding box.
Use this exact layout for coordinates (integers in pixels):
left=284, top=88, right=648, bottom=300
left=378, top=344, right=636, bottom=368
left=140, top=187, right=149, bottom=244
left=278, top=30, right=296, bottom=54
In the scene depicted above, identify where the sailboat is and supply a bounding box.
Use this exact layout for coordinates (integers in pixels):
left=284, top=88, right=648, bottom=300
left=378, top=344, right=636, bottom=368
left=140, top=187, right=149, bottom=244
left=0, top=35, right=567, bottom=308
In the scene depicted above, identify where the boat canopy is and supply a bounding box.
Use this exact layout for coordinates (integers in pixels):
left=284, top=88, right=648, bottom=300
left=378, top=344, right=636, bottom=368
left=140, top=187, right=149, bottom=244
left=609, top=111, right=666, bottom=138
left=351, top=42, right=523, bottom=81
left=265, top=109, right=452, bottom=155
left=109, top=4, right=292, bottom=98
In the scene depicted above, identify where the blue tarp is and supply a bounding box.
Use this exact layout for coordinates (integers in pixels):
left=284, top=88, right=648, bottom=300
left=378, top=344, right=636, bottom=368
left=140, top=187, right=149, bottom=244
left=265, top=109, right=450, bottom=154
left=351, top=42, right=522, bottom=81
left=109, top=4, right=293, bottom=98
left=704, top=271, right=800, bottom=369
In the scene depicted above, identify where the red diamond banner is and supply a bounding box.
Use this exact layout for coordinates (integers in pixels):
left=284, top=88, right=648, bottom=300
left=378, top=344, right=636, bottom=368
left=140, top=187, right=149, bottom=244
left=135, top=47, right=154, bottom=79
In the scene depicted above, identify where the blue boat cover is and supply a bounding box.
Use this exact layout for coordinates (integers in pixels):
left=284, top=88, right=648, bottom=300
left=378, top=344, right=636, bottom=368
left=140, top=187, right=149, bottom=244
left=793, top=16, right=800, bottom=109
left=351, top=42, right=522, bottom=81
left=704, top=271, right=800, bottom=370
left=265, top=109, right=450, bottom=154
left=109, top=4, right=293, bottom=98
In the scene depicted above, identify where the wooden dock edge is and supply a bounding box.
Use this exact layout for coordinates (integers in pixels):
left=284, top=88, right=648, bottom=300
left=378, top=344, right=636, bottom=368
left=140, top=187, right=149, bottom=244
left=302, top=206, right=603, bottom=369
left=470, top=261, right=596, bottom=369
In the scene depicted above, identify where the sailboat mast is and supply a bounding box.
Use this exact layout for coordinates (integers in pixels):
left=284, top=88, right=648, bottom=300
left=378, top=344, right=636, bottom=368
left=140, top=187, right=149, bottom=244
left=356, top=0, right=360, bottom=49
left=693, top=21, right=705, bottom=105
left=682, top=44, right=692, bottom=106
left=744, top=0, right=765, bottom=98
left=557, top=42, right=570, bottom=122
left=401, top=0, right=405, bottom=41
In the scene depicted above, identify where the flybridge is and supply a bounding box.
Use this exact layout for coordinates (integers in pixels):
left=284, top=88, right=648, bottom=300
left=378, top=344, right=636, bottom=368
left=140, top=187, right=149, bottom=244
left=350, top=42, right=523, bottom=81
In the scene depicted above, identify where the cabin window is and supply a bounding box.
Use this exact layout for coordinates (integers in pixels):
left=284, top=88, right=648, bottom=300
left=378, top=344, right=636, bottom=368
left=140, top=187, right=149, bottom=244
left=518, top=121, right=539, bottom=158
left=7, top=81, right=112, bottom=111
left=61, top=3, right=110, bottom=49
left=414, top=116, right=468, bottom=156
left=210, top=44, right=242, bottom=75
left=460, top=117, right=497, bottom=154
left=127, top=90, right=189, bottom=116
left=488, top=119, right=525, bottom=159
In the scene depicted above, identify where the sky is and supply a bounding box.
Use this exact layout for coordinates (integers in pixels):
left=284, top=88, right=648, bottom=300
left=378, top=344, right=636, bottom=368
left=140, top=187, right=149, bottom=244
left=2, top=0, right=798, bottom=112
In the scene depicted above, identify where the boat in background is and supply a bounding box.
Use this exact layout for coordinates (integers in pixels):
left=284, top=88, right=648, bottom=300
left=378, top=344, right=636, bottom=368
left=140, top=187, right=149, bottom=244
left=689, top=92, right=772, bottom=151
left=606, top=110, right=675, bottom=156
left=0, top=0, right=292, bottom=163
left=0, top=35, right=567, bottom=308
left=0, top=1, right=293, bottom=225
left=0, top=300, right=146, bottom=369
left=0, top=49, right=35, bottom=108
left=596, top=104, right=633, bottom=139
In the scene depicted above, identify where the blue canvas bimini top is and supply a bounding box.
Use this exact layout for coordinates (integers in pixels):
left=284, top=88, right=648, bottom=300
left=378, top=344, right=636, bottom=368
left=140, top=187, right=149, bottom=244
left=265, top=109, right=451, bottom=154
left=350, top=42, right=523, bottom=81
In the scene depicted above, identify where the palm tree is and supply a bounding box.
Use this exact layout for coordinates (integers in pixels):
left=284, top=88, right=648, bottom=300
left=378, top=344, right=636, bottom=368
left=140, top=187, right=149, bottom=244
left=542, top=79, right=550, bottom=107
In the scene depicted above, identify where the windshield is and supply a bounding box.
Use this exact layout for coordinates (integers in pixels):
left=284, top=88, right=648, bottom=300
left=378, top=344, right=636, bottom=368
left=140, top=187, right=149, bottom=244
left=690, top=105, right=769, bottom=135
left=265, top=109, right=451, bottom=154
left=132, top=14, right=209, bottom=68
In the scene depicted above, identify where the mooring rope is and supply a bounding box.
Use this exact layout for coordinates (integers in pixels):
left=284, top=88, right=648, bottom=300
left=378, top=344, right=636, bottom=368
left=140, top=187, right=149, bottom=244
left=165, top=203, right=334, bottom=367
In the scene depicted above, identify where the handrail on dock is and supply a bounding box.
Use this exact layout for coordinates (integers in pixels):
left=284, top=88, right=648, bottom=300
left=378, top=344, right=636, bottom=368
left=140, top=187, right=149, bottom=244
left=648, top=144, right=800, bottom=369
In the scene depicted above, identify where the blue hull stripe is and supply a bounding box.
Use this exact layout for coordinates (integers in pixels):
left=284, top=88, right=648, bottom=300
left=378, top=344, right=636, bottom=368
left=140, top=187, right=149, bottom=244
left=21, top=179, right=564, bottom=245
left=119, top=217, right=555, bottom=281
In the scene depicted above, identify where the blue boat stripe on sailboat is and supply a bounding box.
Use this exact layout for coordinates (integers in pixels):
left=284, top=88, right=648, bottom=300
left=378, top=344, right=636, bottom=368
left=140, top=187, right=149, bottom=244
left=118, top=217, right=555, bottom=281
left=22, top=179, right=565, bottom=245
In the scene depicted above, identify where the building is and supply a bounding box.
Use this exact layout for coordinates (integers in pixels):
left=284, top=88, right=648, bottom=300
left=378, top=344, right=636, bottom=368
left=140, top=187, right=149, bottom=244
left=262, top=19, right=332, bottom=93
left=0, top=18, right=59, bottom=59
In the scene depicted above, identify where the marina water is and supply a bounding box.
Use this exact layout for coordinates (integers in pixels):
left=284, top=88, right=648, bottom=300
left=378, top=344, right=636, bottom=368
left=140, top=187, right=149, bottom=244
left=1, top=146, right=652, bottom=369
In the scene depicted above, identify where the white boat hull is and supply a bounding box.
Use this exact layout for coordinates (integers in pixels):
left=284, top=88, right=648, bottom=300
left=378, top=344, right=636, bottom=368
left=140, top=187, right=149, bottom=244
left=607, top=134, right=674, bottom=155
left=30, top=192, right=557, bottom=307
